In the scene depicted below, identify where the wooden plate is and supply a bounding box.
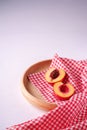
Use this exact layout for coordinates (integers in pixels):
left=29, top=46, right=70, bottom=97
left=21, top=59, right=57, bottom=111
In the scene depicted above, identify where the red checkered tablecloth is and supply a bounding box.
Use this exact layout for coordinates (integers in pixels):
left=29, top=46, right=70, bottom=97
left=7, top=54, right=87, bottom=130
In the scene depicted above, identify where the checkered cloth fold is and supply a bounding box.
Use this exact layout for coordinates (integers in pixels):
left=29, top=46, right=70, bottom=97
left=7, top=54, right=87, bottom=130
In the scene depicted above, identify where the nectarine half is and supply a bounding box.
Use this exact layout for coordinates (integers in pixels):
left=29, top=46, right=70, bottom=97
left=45, top=68, right=66, bottom=83
left=53, top=82, right=75, bottom=100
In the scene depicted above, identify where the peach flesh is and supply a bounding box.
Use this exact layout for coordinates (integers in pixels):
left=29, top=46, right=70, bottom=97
left=45, top=68, right=66, bottom=83
left=53, top=82, right=75, bottom=100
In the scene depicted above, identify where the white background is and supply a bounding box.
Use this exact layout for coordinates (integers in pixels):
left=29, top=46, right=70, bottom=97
left=0, top=0, right=87, bottom=129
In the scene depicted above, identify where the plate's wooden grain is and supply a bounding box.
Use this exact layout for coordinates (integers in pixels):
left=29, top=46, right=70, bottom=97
left=21, top=60, right=57, bottom=111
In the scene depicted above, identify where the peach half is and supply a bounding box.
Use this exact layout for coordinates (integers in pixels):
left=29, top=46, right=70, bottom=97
left=53, top=82, right=75, bottom=100
left=45, top=68, right=66, bottom=83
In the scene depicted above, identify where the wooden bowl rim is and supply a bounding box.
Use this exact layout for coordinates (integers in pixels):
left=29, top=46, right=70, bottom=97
left=21, top=59, right=57, bottom=110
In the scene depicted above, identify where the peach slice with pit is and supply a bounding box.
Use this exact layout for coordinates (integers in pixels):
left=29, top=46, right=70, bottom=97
left=45, top=68, right=66, bottom=83
left=53, top=82, right=75, bottom=100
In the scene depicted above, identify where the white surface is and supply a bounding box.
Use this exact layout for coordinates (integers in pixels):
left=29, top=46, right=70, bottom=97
left=0, top=0, right=87, bottom=129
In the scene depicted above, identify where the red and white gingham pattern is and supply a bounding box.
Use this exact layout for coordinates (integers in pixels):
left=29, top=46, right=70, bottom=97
left=7, top=54, right=87, bottom=130
left=28, top=54, right=87, bottom=105
left=7, top=92, right=87, bottom=130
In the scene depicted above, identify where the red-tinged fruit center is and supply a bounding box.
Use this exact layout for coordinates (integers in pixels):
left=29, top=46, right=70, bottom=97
left=50, top=69, right=59, bottom=79
left=59, top=84, right=69, bottom=93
